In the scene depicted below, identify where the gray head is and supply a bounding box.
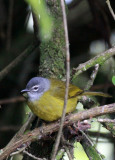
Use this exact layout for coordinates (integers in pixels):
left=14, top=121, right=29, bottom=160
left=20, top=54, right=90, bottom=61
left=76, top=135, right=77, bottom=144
left=21, top=77, right=50, bottom=101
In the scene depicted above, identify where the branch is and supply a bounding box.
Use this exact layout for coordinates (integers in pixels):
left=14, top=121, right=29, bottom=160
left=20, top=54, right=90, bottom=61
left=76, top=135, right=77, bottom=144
left=97, top=118, right=115, bottom=123
left=88, top=131, right=113, bottom=139
left=0, top=96, right=24, bottom=105
left=0, top=125, right=20, bottom=132
left=99, top=120, right=115, bottom=137
left=91, top=83, right=113, bottom=90
left=73, top=46, right=115, bottom=79
left=85, top=64, right=99, bottom=90
left=6, top=113, right=35, bottom=149
left=23, top=150, right=46, bottom=160
left=0, top=103, right=115, bottom=160
left=0, top=43, right=38, bottom=81
left=106, top=0, right=115, bottom=20
left=64, top=147, right=73, bottom=160
left=51, top=0, right=70, bottom=159
left=11, top=146, right=46, bottom=160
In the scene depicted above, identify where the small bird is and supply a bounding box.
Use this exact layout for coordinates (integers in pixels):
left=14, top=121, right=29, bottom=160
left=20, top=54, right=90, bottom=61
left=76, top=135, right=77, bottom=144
left=21, top=77, right=110, bottom=121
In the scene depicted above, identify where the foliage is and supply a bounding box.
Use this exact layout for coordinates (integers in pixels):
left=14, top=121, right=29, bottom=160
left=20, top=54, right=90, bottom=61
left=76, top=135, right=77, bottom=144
left=25, top=0, right=53, bottom=41
left=112, top=76, right=115, bottom=85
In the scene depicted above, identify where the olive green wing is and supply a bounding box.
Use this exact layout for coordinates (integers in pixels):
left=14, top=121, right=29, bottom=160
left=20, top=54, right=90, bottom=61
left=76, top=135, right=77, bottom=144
left=49, top=79, right=83, bottom=100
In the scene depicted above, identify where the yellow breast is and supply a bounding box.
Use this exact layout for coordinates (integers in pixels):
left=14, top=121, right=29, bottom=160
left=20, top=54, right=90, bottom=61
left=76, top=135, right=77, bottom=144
left=28, top=92, right=77, bottom=121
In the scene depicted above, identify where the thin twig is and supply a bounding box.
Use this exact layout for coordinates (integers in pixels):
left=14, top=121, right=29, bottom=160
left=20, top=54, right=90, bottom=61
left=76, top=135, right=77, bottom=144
left=85, top=64, right=99, bottom=90
left=88, top=131, right=113, bottom=139
left=61, top=135, right=73, bottom=160
left=6, top=113, right=35, bottom=149
left=51, top=0, right=70, bottom=159
left=23, top=150, right=46, bottom=160
left=106, top=0, right=115, bottom=20
left=61, top=135, right=73, bottom=148
left=97, top=118, right=115, bottom=123
left=0, top=96, right=24, bottom=105
left=6, top=0, right=14, bottom=51
left=10, top=146, right=26, bottom=156
left=64, top=147, right=73, bottom=160
left=0, top=43, right=38, bottom=81
left=91, top=83, right=113, bottom=90
left=0, top=125, right=20, bottom=132
left=82, top=131, right=103, bottom=160
left=11, top=146, right=46, bottom=160
left=80, top=130, right=94, bottom=146
left=73, top=46, right=115, bottom=79
left=0, top=103, right=115, bottom=160
left=95, top=123, right=101, bottom=147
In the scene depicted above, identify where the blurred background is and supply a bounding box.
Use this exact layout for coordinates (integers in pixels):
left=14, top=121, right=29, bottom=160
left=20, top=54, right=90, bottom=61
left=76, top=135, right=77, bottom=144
left=0, top=0, right=115, bottom=159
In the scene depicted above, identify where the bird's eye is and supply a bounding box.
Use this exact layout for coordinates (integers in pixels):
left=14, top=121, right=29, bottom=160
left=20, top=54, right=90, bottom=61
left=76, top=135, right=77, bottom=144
left=34, top=87, right=38, bottom=90
left=32, top=85, right=39, bottom=91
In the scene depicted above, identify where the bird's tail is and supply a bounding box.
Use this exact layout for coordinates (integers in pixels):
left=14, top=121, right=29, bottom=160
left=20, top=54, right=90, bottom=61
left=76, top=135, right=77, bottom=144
left=81, top=91, right=112, bottom=98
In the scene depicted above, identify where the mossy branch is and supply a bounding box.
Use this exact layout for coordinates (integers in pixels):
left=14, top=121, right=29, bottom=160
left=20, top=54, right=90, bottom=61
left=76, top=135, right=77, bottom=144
left=73, top=46, right=115, bottom=80
left=0, top=103, right=115, bottom=160
left=101, top=121, right=115, bottom=136
left=39, top=0, right=66, bottom=79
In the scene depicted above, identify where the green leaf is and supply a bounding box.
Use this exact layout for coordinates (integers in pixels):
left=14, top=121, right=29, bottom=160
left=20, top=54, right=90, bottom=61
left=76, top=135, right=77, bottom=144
left=25, top=0, right=53, bottom=41
left=74, top=142, right=89, bottom=160
left=112, top=76, right=115, bottom=85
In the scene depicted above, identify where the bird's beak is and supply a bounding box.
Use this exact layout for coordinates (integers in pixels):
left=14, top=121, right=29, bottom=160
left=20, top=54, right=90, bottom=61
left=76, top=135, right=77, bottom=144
left=21, top=89, right=30, bottom=98
left=21, top=89, right=29, bottom=93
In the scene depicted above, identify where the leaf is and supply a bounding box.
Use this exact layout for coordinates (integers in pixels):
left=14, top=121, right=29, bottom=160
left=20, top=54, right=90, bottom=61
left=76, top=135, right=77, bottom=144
left=74, top=142, right=89, bottom=160
left=112, top=76, right=115, bottom=85
left=25, top=0, right=53, bottom=41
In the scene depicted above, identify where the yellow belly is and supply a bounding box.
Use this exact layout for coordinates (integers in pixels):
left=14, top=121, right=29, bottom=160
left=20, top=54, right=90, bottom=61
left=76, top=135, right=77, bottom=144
left=27, top=91, right=78, bottom=121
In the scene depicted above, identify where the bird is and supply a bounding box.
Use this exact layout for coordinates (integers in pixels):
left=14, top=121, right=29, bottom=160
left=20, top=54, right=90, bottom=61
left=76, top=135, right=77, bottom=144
left=21, top=77, right=111, bottom=121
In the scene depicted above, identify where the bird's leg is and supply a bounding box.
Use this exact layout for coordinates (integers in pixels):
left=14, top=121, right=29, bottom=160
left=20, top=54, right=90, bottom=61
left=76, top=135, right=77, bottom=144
left=74, top=120, right=91, bottom=131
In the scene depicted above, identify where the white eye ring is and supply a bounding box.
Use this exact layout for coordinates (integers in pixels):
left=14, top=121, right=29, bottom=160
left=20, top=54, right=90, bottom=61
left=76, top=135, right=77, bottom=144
left=32, top=85, right=39, bottom=91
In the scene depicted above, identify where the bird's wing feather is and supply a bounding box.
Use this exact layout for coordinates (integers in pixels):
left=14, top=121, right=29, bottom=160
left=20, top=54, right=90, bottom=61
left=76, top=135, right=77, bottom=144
left=49, top=79, right=83, bottom=100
